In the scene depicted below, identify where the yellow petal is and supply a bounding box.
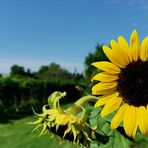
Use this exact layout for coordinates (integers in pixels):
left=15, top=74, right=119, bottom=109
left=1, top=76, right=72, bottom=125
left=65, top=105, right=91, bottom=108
left=92, top=72, right=118, bottom=82
left=140, top=36, right=148, bottom=61
left=92, top=87, right=116, bottom=95
left=92, top=81, right=117, bottom=95
left=138, top=106, right=148, bottom=136
left=101, top=97, right=122, bottom=117
left=111, top=103, right=128, bottom=129
left=95, top=91, right=119, bottom=107
left=118, top=36, right=132, bottom=62
left=103, top=45, right=124, bottom=68
left=92, top=61, right=120, bottom=74
left=130, top=30, right=140, bottom=61
left=123, top=105, right=138, bottom=138
left=110, top=40, right=129, bottom=66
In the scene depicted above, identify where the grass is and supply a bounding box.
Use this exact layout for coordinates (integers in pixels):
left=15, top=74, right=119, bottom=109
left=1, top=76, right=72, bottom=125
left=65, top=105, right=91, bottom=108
left=0, top=116, right=81, bottom=148
left=1, top=111, right=148, bottom=148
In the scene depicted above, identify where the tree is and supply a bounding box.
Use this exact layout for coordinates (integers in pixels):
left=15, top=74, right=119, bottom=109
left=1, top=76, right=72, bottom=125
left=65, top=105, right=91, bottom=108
left=10, top=65, right=25, bottom=77
left=10, top=65, right=35, bottom=77
left=84, top=44, right=108, bottom=79
left=36, top=63, right=72, bottom=80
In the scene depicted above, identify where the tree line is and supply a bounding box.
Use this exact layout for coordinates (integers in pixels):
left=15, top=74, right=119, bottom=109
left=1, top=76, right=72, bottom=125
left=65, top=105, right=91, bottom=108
left=0, top=44, right=107, bottom=122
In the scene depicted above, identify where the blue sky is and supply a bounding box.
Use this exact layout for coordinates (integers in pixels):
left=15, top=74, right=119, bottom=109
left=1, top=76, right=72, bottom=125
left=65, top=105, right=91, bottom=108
left=0, top=0, right=148, bottom=74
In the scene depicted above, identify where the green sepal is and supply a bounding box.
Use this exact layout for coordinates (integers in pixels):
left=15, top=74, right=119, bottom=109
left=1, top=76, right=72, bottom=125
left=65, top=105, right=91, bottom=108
left=48, top=91, right=66, bottom=109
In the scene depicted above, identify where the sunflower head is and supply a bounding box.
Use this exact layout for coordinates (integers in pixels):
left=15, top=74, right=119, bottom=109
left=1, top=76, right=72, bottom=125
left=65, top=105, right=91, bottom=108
left=31, top=91, right=97, bottom=146
left=92, top=30, right=148, bottom=138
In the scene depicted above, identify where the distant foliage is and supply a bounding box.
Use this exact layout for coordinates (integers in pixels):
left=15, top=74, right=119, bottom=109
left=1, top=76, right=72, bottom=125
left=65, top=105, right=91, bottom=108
left=36, top=63, right=72, bottom=80
left=0, top=77, right=82, bottom=119
left=10, top=65, right=26, bottom=76
left=0, top=49, right=109, bottom=120
left=0, top=62, right=85, bottom=121
left=10, top=65, right=35, bottom=77
left=84, top=44, right=108, bottom=79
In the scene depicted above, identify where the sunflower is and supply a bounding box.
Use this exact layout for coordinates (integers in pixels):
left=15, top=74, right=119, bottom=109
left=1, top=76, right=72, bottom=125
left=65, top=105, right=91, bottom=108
left=92, top=30, right=148, bottom=138
left=31, top=91, right=97, bottom=146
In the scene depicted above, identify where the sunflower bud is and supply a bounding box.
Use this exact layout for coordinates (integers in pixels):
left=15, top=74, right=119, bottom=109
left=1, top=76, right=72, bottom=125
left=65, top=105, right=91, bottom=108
left=31, top=91, right=98, bottom=146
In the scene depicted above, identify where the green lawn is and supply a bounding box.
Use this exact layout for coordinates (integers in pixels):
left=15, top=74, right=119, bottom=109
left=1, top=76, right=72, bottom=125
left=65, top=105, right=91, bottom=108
left=1, top=116, right=148, bottom=148
left=0, top=116, right=80, bottom=148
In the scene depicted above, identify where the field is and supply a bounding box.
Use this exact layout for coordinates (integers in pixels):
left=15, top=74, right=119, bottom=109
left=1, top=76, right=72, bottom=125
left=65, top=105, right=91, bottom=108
left=0, top=116, right=80, bottom=148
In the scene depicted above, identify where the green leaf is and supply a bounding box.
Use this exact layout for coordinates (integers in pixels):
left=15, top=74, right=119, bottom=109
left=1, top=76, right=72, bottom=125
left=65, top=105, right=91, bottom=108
left=100, top=130, right=132, bottom=148
left=131, top=133, right=148, bottom=147
left=48, top=91, right=66, bottom=109
left=88, top=107, right=132, bottom=148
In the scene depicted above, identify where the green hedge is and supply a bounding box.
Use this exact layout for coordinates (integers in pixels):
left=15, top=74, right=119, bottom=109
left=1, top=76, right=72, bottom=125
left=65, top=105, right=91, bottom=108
left=0, top=77, right=83, bottom=119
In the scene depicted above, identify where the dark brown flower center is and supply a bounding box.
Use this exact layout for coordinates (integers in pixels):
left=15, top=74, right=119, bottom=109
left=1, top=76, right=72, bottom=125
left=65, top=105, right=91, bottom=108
left=117, top=59, right=148, bottom=107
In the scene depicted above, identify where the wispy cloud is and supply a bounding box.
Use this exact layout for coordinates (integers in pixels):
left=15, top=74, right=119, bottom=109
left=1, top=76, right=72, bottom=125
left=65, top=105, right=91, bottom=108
left=103, top=0, right=122, bottom=5
left=0, top=0, right=49, bottom=4
left=0, top=58, right=84, bottom=74
left=127, top=0, right=148, bottom=10
left=104, top=0, right=148, bottom=10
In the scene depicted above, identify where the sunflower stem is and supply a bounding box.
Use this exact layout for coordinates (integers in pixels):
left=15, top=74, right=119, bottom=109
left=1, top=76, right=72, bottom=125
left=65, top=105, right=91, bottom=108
left=65, top=96, right=98, bottom=115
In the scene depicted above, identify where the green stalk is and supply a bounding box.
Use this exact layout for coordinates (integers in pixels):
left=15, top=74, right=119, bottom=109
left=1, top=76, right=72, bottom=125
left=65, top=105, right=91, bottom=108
left=65, top=96, right=98, bottom=115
